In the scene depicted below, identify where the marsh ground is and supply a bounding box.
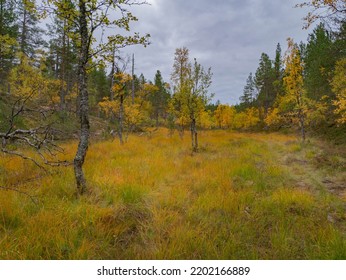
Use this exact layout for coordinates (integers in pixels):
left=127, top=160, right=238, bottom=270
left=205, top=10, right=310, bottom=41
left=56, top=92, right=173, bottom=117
left=0, top=130, right=345, bottom=259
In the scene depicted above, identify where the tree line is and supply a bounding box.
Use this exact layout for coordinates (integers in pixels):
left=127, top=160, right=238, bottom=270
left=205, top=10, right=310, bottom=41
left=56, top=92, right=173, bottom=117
left=232, top=20, right=345, bottom=139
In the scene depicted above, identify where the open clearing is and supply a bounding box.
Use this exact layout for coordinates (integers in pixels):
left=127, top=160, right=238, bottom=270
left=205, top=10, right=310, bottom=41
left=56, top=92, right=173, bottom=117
left=0, top=130, right=345, bottom=259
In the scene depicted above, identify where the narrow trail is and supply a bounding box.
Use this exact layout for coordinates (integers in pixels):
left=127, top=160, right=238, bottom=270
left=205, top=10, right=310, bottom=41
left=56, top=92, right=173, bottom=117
left=266, top=136, right=346, bottom=200
left=269, top=137, right=346, bottom=231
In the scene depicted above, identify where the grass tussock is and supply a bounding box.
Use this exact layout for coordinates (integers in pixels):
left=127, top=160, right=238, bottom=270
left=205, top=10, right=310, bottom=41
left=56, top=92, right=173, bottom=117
left=0, top=129, right=345, bottom=259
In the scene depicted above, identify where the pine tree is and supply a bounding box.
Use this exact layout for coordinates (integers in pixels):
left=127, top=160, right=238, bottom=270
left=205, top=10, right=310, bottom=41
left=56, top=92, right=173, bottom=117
left=0, top=0, right=18, bottom=93
left=255, top=53, right=274, bottom=116
left=46, top=14, right=78, bottom=111
left=151, top=70, right=170, bottom=126
left=16, top=0, right=45, bottom=60
left=88, top=64, right=109, bottom=107
left=273, top=43, right=284, bottom=98
left=304, top=24, right=335, bottom=100
left=240, top=72, right=255, bottom=108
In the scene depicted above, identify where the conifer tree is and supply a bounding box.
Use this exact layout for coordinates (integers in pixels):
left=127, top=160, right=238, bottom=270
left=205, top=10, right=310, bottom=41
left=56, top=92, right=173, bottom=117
left=0, top=0, right=18, bottom=93
left=240, top=72, right=256, bottom=108
left=17, top=0, right=45, bottom=60
left=273, top=43, right=284, bottom=98
left=150, top=70, right=170, bottom=126
left=255, top=53, right=274, bottom=117
left=304, top=24, right=335, bottom=100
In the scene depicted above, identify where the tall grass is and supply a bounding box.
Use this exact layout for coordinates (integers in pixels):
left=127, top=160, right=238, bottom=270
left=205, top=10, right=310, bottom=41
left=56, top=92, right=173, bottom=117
left=0, top=129, right=345, bottom=259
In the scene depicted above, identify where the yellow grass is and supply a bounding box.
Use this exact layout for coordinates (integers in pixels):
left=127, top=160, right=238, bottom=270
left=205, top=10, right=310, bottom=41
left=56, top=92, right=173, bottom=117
left=0, top=129, right=345, bottom=259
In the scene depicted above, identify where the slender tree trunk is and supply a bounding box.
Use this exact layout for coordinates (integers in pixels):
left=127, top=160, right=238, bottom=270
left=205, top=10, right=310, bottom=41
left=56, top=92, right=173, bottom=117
left=60, top=19, right=67, bottom=112
left=0, top=0, right=3, bottom=35
left=132, top=53, right=135, bottom=104
left=118, top=94, right=124, bottom=144
left=60, top=81, right=66, bottom=111
left=20, top=8, right=27, bottom=57
left=298, top=110, right=306, bottom=142
left=265, top=84, right=269, bottom=116
left=110, top=49, right=115, bottom=101
left=109, top=48, right=116, bottom=125
left=0, top=1, right=3, bottom=82
left=179, top=120, right=184, bottom=139
left=155, top=111, right=159, bottom=127
left=190, top=122, right=194, bottom=149
left=55, top=51, right=59, bottom=79
left=297, top=92, right=306, bottom=142
left=74, top=0, right=90, bottom=195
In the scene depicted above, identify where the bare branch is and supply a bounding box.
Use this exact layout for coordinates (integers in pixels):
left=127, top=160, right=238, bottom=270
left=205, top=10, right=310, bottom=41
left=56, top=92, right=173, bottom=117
left=296, top=0, right=346, bottom=29
left=1, top=97, right=72, bottom=171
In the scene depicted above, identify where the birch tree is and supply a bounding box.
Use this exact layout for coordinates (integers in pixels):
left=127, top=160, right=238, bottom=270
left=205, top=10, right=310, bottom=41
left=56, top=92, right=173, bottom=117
left=170, top=47, right=191, bottom=137
left=283, top=38, right=307, bottom=141
left=0, top=0, right=17, bottom=92
left=296, top=0, right=346, bottom=29
left=170, top=47, right=213, bottom=152
left=189, top=58, right=213, bottom=151
left=45, top=0, right=150, bottom=194
left=331, top=58, right=346, bottom=124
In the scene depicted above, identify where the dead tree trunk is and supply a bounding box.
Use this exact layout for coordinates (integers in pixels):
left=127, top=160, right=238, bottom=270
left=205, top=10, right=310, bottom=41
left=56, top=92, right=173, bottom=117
left=74, top=0, right=90, bottom=195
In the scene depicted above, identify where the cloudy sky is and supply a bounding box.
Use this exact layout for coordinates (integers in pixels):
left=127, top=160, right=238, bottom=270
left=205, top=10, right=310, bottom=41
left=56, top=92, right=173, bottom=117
left=121, top=0, right=313, bottom=104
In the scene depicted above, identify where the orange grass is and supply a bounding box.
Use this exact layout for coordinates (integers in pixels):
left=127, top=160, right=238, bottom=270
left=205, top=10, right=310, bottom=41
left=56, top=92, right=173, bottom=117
left=0, top=129, right=345, bottom=259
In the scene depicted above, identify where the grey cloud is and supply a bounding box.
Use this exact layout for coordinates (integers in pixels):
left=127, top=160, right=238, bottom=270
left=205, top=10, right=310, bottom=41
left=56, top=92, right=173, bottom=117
left=124, top=0, right=312, bottom=104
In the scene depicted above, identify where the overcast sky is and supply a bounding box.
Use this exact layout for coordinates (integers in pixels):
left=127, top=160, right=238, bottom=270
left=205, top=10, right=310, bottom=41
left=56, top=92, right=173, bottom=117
left=121, top=0, right=313, bottom=104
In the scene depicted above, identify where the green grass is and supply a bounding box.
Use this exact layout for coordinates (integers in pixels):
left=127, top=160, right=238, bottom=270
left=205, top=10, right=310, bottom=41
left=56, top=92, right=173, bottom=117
left=0, top=129, right=345, bottom=259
